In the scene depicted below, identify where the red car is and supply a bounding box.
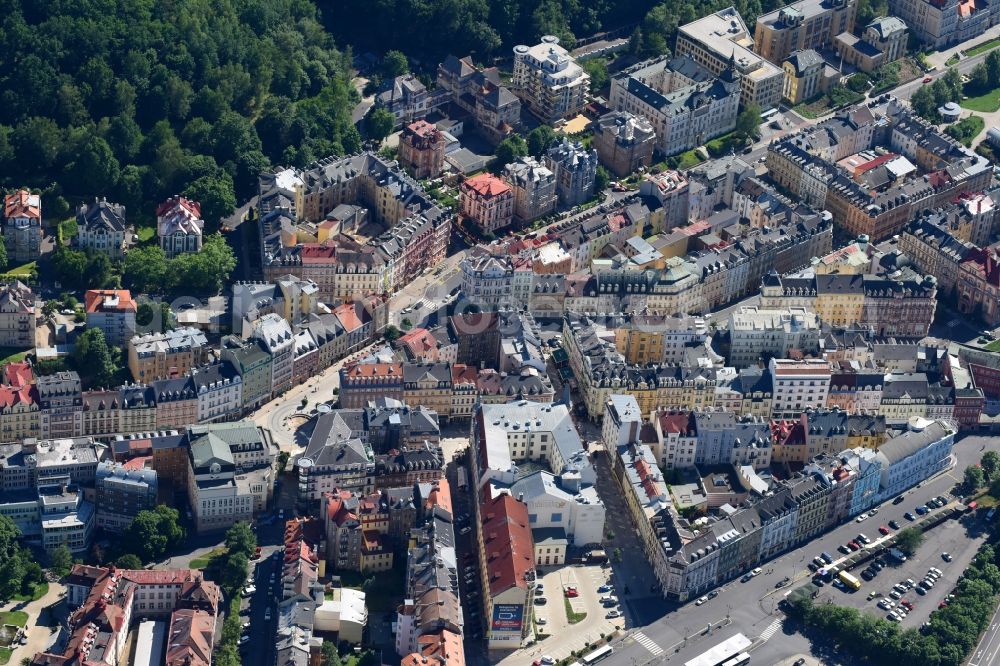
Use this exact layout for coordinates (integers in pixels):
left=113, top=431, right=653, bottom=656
left=564, top=587, right=579, bottom=598
left=253, top=546, right=262, bottom=559
left=879, top=525, right=890, bottom=535
left=939, top=600, right=949, bottom=609
left=848, top=541, right=861, bottom=551
left=901, top=600, right=914, bottom=610
left=923, top=76, right=933, bottom=83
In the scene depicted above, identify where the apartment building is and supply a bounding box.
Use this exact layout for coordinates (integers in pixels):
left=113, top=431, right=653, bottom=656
left=676, top=7, right=784, bottom=109
left=592, top=111, right=656, bottom=177
left=769, top=358, right=832, bottom=417
left=754, top=0, right=857, bottom=64
left=477, top=492, right=534, bottom=652
left=504, top=157, right=557, bottom=223
left=0, top=281, right=35, bottom=348
left=157, top=196, right=204, bottom=258
left=253, top=313, right=294, bottom=395
left=3, top=189, right=42, bottom=262
left=835, top=16, right=908, bottom=73
left=609, top=54, right=741, bottom=156
left=376, top=74, right=432, bottom=127
left=399, top=120, right=446, bottom=180
left=460, top=173, right=514, bottom=234
left=297, top=410, right=376, bottom=500
left=545, top=138, right=598, bottom=207
left=95, top=460, right=158, bottom=534
left=38, top=371, right=84, bottom=439
left=76, top=198, right=129, bottom=258
left=511, top=36, right=589, bottom=123
left=782, top=49, right=828, bottom=104
left=85, top=289, right=137, bottom=346
left=152, top=376, right=198, bottom=430
left=128, top=327, right=209, bottom=382
left=191, top=361, right=242, bottom=423
left=186, top=431, right=258, bottom=534
left=220, top=336, right=272, bottom=410
left=728, top=306, right=821, bottom=368
left=889, top=0, right=995, bottom=47
left=437, top=55, right=522, bottom=145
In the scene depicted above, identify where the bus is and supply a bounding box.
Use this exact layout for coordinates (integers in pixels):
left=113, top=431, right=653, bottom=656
left=761, top=107, right=779, bottom=121
left=581, top=645, right=614, bottom=664
left=721, top=654, right=751, bottom=666
left=838, top=571, right=862, bottom=591
left=684, top=634, right=753, bottom=666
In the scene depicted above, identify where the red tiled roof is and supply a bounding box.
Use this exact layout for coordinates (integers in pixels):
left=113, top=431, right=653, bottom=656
left=300, top=243, right=337, bottom=262
left=480, top=493, right=534, bottom=595
left=122, top=456, right=152, bottom=471
left=85, top=289, right=137, bottom=314
left=462, top=173, right=511, bottom=198
left=4, top=189, right=40, bottom=219
left=4, top=361, right=33, bottom=388
left=451, top=363, right=479, bottom=385
left=156, top=196, right=201, bottom=219
left=333, top=303, right=364, bottom=333
left=658, top=411, right=691, bottom=435
left=424, top=478, right=453, bottom=516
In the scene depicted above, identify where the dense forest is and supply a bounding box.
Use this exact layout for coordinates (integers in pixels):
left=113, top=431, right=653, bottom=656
left=0, top=0, right=360, bottom=224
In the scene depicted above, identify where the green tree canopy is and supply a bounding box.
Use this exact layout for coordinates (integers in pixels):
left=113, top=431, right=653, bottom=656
left=965, top=465, right=986, bottom=493
left=527, top=126, right=557, bottom=158
left=366, top=107, right=396, bottom=145
left=116, top=554, right=143, bottom=570
left=225, top=523, right=257, bottom=560
left=595, top=165, right=610, bottom=193
left=494, top=134, right=528, bottom=168
left=982, top=451, right=999, bottom=481
left=72, top=328, right=120, bottom=388
left=50, top=544, right=73, bottom=577
left=895, top=527, right=924, bottom=555
left=381, top=51, right=410, bottom=79
left=735, top=104, right=763, bottom=142
left=221, top=552, right=250, bottom=593
left=122, top=506, right=185, bottom=563
left=583, top=58, right=610, bottom=92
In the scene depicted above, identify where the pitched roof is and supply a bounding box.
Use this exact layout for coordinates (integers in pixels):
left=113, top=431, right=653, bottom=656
left=479, top=493, right=534, bottom=595
left=462, top=173, right=511, bottom=197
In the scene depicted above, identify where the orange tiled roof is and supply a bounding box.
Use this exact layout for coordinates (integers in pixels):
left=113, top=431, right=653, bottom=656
left=463, top=173, right=511, bottom=197
left=85, top=289, right=137, bottom=314
left=4, top=189, right=40, bottom=219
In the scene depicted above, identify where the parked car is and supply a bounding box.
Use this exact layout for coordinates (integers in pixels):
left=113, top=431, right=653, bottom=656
left=904, top=512, right=916, bottom=521
left=536, top=616, right=547, bottom=625
left=597, top=584, right=613, bottom=593
left=916, top=505, right=929, bottom=515
left=856, top=512, right=869, bottom=522
left=821, top=552, right=834, bottom=564
left=888, top=520, right=900, bottom=530
left=942, top=552, right=953, bottom=562
left=751, top=567, right=762, bottom=576
left=857, top=534, right=870, bottom=544
left=534, top=596, right=547, bottom=605
left=879, top=525, right=890, bottom=535
left=848, top=541, right=860, bottom=551
left=606, top=609, right=622, bottom=618
left=839, top=545, right=852, bottom=554
left=695, top=596, right=709, bottom=605
left=893, top=495, right=906, bottom=505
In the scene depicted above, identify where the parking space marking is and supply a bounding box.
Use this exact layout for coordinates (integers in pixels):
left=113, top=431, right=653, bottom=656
left=632, top=631, right=663, bottom=656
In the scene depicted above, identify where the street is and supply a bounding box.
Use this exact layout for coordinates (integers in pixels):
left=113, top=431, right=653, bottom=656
left=600, top=433, right=996, bottom=666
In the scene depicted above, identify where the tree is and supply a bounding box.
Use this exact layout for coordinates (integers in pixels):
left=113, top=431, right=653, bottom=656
left=494, top=134, right=528, bottom=168
left=594, top=165, right=610, bottom=193
left=965, top=464, right=986, bottom=492
left=381, top=51, right=409, bottom=79
left=735, top=104, right=763, bottom=143
left=628, top=27, right=644, bottom=55
left=527, top=126, right=557, bottom=158
left=971, top=63, right=990, bottom=93
left=225, top=523, right=257, bottom=560
left=222, top=552, right=249, bottom=593
left=116, top=554, right=143, bottom=570
left=183, top=173, right=236, bottom=232
left=122, top=506, right=185, bottom=563
left=179, top=233, right=237, bottom=294
left=910, top=85, right=938, bottom=121
left=50, top=544, right=73, bottom=577
left=982, top=451, right=999, bottom=481
left=895, top=527, right=925, bottom=555
left=383, top=325, right=402, bottom=341
left=123, top=245, right=170, bottom=294
left=583, top=58, right=609, bottom=92
left=72, top=328, right=119, bottom=388
left=987, top=50, right=1000, bottom=88
left=366, top=107, right=396, bottom=145
left=0, top=235, right=9, bottom=273
left=216, top=644, right=242, bottom=666
left=322, top=641, right=342, bottom=666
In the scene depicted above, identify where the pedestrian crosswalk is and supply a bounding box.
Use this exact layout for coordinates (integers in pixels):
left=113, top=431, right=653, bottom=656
left=632, top=631, right=664, bottom=656
left=759, top=618, right=782, bottom=642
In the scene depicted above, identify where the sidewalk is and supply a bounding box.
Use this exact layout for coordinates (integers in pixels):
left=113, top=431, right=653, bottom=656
left=6, top=581, right=66, bottom=663
left=926, top=25, right=1000, bottom=68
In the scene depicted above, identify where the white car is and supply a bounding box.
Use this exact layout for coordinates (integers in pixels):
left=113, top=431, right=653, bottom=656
left=264, top=608, right=272, bottom=621
left=607, top=609, right=622, bottom=618
left=751, top=567, right=762, bottom=576
left=536, top=616, right=547, bottom=625
left=695, top=596, right=709, bottom=605
left=239, top=635, right=250, bottom=645
left=856, top=513, right=869, bottom=522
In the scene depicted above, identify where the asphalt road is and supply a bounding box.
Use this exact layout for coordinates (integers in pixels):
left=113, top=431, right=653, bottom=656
left=602, top=433, right=998, bottom=666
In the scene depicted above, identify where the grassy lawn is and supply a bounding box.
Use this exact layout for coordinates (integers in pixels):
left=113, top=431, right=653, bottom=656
left=675, top=149, right=704, bottom=169
left=984, top=339, right=1000, bottom=351
left=0, top=611, right=29, bottom=627
left=13, top=582, right=48, bottom=602
left=0, top=348, right=30, bottom=366
left=57, top=218, right=78, bottom=242
left=961, top=87, right=1000, bottom=112
left=563, top=597, right=587, bottom=625
left=136, top=225, right=156, bottom=243
left=946, top=54, right=960, bottom=66
left=705, top=132, right=745, bottom=158
left=966, top=36, right=1000, bottom=57
left=945, top=114, right=985, bottom=146
left=4, top=262, right=36, bottom=277
left=0, top=647, right=10, bottom=665
left=188, top=547, right=226, bottom=570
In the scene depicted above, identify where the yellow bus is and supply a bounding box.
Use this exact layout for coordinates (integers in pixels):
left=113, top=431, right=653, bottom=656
left=839, top=571, right=862, bottom=591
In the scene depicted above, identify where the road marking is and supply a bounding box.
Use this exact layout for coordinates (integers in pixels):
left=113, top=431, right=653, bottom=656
left=632, top=631, right=663, bottom=656
left=759, top=618, right=782, bottom=642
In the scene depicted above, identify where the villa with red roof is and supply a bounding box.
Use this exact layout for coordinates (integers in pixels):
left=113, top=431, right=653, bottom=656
left=460, top=173, right=514, bottom=234
left=3, top=189, right=42, bottom=262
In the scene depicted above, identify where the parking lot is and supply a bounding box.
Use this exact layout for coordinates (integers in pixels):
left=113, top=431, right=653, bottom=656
left=499, top=563, right=624, bottom=665
left=807, top=505, right=989, bottom=630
